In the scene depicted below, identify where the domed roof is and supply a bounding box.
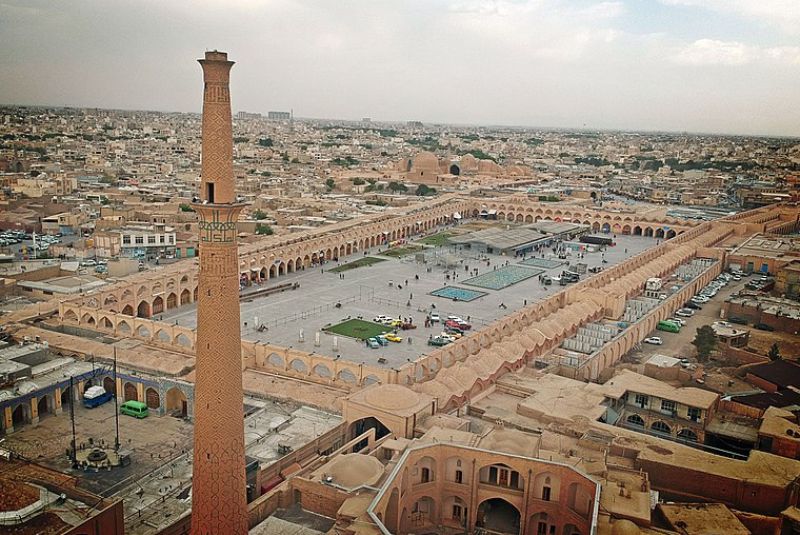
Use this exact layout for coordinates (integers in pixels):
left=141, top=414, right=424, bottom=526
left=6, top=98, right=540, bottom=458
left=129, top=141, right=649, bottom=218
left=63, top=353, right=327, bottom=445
left=479, top=428, right=534, bottom=456
left=460, top=153, right=478, bottom=170
left=611, top=520, right=641, bottom=535
left=364, top=384, right=421, bottom=411
left=322, top=454, right=384, bottom=488
left=478, top=159, right=502, bottom=174
left=412, top=151, right=440, bottom=170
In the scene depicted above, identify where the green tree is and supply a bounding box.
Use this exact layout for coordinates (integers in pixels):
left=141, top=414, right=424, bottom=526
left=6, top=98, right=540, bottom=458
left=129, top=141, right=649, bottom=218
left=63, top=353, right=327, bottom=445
left=258, top=137, right=273, bottom=147
left=291, top=157, right=300, bottom=163
left=388, top=181, right=408, bottom=193
left=691, top=325, right=717, bottom=362
left=325, top=178, right=335, bottom=191
left=179, top=203, right=195, bottom=212
left=255, top=223, right=273, bottom=235
left=351, top=177, right=366, bottom=185
left=768, top=342, right=781, bottom=361
left=252, top=209, right=267, bottom=220
left=415, top=184, right=437, bottom=196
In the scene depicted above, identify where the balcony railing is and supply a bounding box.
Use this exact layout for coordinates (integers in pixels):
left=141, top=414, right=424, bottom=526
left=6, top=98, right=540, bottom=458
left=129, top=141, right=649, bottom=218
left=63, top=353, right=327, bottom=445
left=478, top=480, right=524, bottom=493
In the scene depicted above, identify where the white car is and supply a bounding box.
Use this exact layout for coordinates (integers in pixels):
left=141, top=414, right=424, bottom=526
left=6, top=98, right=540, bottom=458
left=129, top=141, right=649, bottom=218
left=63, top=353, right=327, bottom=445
left=692, top=295, right=709, bottom=303
left=447, top=315, right=464, bottom=322
left=644, top=337, right=663, bottom=345
left=675, top=309, right=694, bottom=318
left=669, top=317, right=686, bottom=326
left=429, top=312, right=440, bottom=323
left=373, top=315, right=392, bottom=323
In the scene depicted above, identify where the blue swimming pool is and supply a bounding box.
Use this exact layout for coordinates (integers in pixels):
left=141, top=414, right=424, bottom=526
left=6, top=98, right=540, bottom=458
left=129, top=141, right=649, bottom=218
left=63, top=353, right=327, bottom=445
left=430, top=286, right=488, bottom=302
left=463, top=266, right=543, bottom=290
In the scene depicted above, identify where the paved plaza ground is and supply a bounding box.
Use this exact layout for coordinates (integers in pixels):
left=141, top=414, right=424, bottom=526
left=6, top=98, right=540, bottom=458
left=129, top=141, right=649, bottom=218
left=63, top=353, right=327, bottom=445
left=2, top=394, right=341, bottom=535
left=162, top=231, right=659, bottom=369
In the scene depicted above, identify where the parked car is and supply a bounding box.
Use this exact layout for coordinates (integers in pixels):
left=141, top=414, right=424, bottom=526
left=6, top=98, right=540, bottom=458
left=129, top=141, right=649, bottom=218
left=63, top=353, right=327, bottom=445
left=384, top=333, right=402, bottom=343
left=727, top=317, right=747, bottom=325
left=675, top=309, right=694, bottom=317
left=373, top=315, right=392, bottom=323
left=669, top=317, right=686, bottom=326
left=754, top=323, right=775, bottom=331
left=685, top=301, right=702, bottom=310
left=375, top=336, right=389, bottom=346
left=444, top=326, right=464, bottom=337
left=429, top=312, right=440, bottom=323
left=644, top=337, right=663, bottom=345
left=400, top=322, right=417, bottom=330
left=366, top=338, right=380, bottom=349
left=427, top=336, right=450, bottom=346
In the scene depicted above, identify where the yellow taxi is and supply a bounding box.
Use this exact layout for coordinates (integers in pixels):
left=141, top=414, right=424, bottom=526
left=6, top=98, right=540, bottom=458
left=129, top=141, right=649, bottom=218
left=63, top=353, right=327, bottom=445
left=385, top=333, right=403, bottom=343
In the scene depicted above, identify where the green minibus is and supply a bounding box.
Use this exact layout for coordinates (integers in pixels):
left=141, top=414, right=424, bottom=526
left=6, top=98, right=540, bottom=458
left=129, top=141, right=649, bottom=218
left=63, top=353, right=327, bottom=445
left=120, top=400, right=149, bottom=418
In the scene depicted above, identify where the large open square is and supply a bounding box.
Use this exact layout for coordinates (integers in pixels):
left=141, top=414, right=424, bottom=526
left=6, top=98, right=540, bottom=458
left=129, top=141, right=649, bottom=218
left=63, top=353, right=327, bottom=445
left=161, top=229, right=659, bottom=370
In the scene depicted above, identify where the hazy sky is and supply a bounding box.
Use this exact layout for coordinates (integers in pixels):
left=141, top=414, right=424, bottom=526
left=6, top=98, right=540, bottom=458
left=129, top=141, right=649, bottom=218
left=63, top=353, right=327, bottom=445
left=1, top=0, right=799, bottom=136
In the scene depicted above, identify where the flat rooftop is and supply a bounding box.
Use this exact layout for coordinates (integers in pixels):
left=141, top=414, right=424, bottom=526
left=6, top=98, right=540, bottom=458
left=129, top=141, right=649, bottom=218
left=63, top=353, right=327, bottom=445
left=658, top=503, right=749, bottom=535
left=726, top=292, right=800, bottom=319
left=17, top=274, right=107, bottom=294
left=732, top=234, right=800, bottom=259
left=449, top=226, right=548, bottom=250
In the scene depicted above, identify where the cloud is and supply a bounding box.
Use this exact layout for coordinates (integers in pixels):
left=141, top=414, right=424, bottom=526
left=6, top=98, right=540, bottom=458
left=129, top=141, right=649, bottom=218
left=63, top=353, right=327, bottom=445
left=671, top=39, right=757, bottom=65
left=659, top=0, right=800, bottom=35
left=671, top=38, right=800, bottom=66
left=0, top=0, right=798, bottom=135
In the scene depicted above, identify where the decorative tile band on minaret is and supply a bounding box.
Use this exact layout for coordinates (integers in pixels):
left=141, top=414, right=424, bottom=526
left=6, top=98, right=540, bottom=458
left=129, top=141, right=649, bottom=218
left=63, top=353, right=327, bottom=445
left=191, top=50, right=249, bottom=535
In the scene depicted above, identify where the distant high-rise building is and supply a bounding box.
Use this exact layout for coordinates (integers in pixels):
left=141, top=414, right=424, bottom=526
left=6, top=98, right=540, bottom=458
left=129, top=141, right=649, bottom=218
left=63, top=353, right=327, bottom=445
left=267, top=111, right=291, bottom=120
left=236, top=111, right=261, bottom=120
left=191, top=50, right=248, bottom=535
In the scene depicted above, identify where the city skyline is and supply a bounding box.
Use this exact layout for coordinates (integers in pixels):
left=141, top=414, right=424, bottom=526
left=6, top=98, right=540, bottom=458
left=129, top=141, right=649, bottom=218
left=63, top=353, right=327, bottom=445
left=1, top=0, right=799, bottom=137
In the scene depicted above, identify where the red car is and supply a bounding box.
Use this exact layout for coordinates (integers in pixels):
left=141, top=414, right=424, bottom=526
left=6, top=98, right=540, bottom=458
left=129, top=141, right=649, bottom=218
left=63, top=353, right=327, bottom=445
left=446, top=319, right=471, bottom=330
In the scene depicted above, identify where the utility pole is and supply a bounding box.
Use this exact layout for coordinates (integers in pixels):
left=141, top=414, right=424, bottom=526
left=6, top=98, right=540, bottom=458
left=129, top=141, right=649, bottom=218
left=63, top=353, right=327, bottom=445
left=69, top=376, right=77, bottom=466
left=113, top=348, right=120, bottom=452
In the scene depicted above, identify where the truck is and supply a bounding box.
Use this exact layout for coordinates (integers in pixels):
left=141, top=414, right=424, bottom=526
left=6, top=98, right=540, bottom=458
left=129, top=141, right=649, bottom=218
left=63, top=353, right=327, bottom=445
left=83, top=386, right=113, bottom=408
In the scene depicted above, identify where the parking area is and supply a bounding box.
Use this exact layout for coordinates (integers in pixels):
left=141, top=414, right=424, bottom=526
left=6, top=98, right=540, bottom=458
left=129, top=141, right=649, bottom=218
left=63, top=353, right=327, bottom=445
left=635, top=276, right=750, bottom=361
left=161, top=232, right=659, bottom=369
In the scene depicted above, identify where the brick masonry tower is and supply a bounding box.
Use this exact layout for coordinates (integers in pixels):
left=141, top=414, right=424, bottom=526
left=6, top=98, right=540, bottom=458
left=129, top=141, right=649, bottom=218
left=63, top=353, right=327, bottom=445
left=191, top=50, right=248, bottom=535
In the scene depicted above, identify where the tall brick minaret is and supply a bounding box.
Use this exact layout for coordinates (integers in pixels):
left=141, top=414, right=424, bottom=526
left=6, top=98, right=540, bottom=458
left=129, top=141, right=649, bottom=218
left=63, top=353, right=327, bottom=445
left=191, top=50, right=248, bottom=535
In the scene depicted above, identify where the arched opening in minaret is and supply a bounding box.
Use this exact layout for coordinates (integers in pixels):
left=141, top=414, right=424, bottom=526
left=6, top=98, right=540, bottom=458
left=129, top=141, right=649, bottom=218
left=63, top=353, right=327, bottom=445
left=206, top=182, right=215, bottom=203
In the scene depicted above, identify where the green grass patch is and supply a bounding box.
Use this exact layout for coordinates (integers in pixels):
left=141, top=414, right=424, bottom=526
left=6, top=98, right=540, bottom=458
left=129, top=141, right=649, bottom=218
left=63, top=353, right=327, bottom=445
left=324, top=318, right=389, bottom=340
left=381, top=245, right=424, bottom=258
left=329, top=256, right=386, bottom=273
left=416, top=232, right=452, bottom=246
